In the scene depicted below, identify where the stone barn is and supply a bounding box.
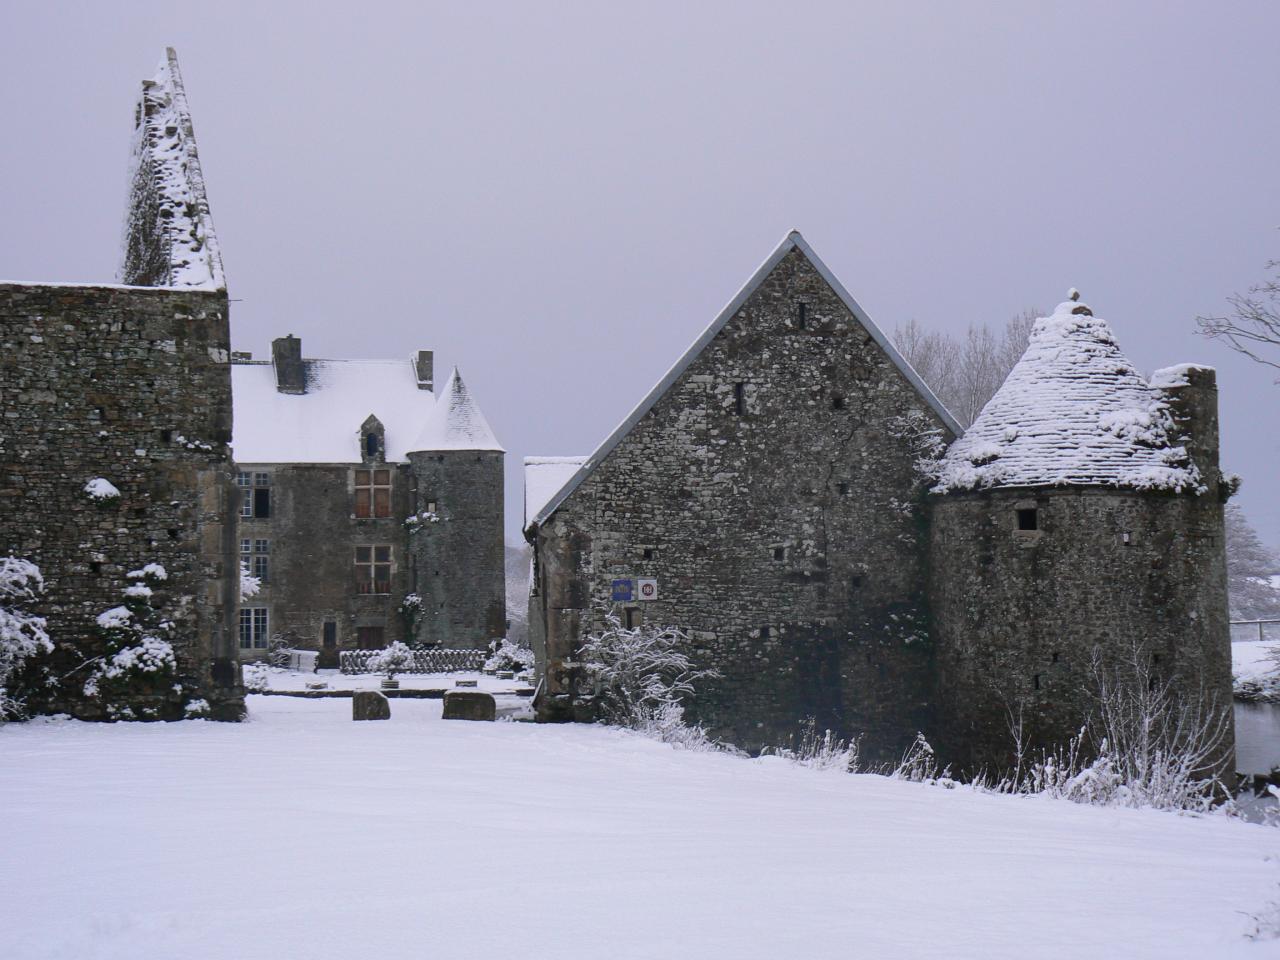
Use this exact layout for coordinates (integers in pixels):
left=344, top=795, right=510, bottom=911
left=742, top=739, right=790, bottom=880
left=525, top=232, right=961, bottom=758
left=526, top=237, right=1234, bottom=772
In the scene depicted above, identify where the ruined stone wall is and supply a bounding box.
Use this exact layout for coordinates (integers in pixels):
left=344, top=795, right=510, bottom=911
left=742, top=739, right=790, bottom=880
left=533, top=248, right=954, bottom=757
left=236, top=462, right=416, bottom=666
left=0, top=282, right=242, bottom=719
left=928, top=487, right=1233, bottom=774
left=409, top=451, right=506, bottom=648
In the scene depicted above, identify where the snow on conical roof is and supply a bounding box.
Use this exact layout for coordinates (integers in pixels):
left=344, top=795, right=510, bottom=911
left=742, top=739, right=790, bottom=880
left=411, top=367, right=503, bottom=452
left=932, top=293, right=1202, bottom=494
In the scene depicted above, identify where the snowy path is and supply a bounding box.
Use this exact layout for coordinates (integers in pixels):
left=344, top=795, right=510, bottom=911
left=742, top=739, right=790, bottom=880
left=1, top=696, right=1277, bottom=959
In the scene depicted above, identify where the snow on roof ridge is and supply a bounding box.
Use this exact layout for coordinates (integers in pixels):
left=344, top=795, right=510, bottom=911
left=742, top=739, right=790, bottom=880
left=119, top=48, right=225, bottom=290
left=932, top=296, right=1204, bottom=495
left=410, top=367, right=503, bottom=452
left=526, top=230, right=963, bottom=530
left=524, top=456, right=588, bottom=532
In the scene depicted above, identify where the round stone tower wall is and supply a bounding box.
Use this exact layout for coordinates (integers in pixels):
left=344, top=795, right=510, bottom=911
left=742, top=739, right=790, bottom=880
left=928, top=486, right=1232, bottom=775
left=407, top=450, right=506, bottom=649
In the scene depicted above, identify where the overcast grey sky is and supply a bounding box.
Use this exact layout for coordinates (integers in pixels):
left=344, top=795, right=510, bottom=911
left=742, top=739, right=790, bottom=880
left=3, top=1, right=1278, bottom=547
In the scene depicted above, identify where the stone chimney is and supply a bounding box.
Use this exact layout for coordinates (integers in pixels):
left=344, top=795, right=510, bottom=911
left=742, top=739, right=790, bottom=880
left=1154, top=364, right=1222, bottom=498
left=272, top=335, right=306, bottom=395
left=415, top=350, right=434, bottom=392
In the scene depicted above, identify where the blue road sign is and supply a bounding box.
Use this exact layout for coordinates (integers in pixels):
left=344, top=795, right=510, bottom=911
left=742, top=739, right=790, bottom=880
left=611, top=578, right=634, bottom=602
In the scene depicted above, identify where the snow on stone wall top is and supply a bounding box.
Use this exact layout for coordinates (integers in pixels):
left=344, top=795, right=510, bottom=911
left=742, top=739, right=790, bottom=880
left=118, top=49, right=225, bottom=289
left=524, top=456, right=587, bottom=532
left=231, top=359, right=434, bottom=463
left=411, top=368, right=503, bottom=453
left=932, top=296, right=1203, bottom=494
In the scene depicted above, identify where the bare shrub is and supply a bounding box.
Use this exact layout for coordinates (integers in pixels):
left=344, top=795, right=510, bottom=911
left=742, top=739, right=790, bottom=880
left=763, top=718, right=861, bottom=772
left=578, top=615, right=722, bottom=751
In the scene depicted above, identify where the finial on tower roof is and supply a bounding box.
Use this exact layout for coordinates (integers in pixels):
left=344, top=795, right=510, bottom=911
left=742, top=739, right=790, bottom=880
left=1068, top=288, right=1080, bottom=302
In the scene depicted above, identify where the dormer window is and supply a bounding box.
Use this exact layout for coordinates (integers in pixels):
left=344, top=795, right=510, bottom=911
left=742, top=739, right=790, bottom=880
left=360, top=414, right=385, bottom=464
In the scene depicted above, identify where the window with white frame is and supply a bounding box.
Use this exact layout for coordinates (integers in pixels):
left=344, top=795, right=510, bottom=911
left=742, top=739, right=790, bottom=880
left=355, top=545, right=392, bottom=594
left=240, top=538, right=269, bottom=583
left=237, top=471, right=271, bottom=518
left=239, top=607, right=269, bottom=649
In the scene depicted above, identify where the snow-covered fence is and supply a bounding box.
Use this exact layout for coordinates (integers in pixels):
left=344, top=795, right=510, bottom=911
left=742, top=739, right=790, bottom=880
left=339, top=649, right=486, bottom=675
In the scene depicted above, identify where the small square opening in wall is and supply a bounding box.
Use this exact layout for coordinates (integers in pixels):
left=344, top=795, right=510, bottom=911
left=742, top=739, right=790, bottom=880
left=760, top=626, right=771, bottom=640
left=643, top=548, right=655, bottom=560
left=850, top=574, right=863, bottom=589
left=837, top=481, right=849, bottom=495
left=831, top=395, right=845, bottom=411
left=1016, top=508, right=1038, bottom=531
left=773, top=546, right=786, bottom=561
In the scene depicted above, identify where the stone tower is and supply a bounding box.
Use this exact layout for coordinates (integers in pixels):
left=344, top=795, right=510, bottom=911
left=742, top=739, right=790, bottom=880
left=927, top=293, right=1234, bottom=774
left=407, top=368, right=507, bottom=648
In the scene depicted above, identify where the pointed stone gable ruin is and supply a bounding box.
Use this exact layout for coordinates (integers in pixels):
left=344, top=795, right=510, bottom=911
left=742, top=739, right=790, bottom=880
left=528, top=233, right=959, bottom=756
left=1, top=49, right=242, bottom=721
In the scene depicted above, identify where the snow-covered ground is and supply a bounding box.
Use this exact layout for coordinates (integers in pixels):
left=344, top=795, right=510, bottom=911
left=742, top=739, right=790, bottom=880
left=1, top=696, right=1277, bottom=959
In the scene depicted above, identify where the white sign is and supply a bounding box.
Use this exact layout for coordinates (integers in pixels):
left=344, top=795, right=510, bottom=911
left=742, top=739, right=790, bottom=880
left=638, top=578, right=658, bottom=601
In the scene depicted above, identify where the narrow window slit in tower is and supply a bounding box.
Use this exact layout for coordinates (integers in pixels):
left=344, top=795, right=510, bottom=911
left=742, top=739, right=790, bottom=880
left=797, top=302, right=807, bottom=329
left=733, top=382, right=746, bottom=416
left=1033, top=674, right=1041, bottom=690
left=773, top=546, right=785, bottom=561
left=760, top=626, right=771, bottom=640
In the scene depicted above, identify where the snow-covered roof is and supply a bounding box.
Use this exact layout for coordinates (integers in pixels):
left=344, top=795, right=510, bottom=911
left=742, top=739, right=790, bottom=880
left=231, top=359, right=434, bottom=463
left=932, top=295, right=1204, bottom=494
left=411, top=367, right=503, bottom=452
left=119, top=48, right=224, bottom=289
left=526, top=230, right=962, bottom=530
left=524, top=457, right=587, bottom=532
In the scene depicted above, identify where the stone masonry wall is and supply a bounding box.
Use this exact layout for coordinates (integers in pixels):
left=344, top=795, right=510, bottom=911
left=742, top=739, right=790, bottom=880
left=929, top=488, right=1233, bottom=774
left=236, top=462, right=416, bottom=666
left=410, top=451, right=506, bottom=648
left=0, top=282, right=242, bottom=719
left=533, top=247, right=955, bottom=758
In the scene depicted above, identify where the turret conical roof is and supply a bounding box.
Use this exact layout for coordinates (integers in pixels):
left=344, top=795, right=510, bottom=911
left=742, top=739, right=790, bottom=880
left=411, top=367, right=503, bottom=452
left=932, top=294, right=1202, bottom=494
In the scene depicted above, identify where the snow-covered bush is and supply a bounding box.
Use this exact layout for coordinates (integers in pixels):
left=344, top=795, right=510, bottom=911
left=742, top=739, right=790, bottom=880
left=84, top=564, right=179, bottom=718
left=84, top=477, right=121, bottom=501
left=398, top=592, right=423, bottom=632
left=762, top=718, right=861, bottom=772
left=267, top=635, right=292, bottom=669
left=578, top=615, right=721, bottom=749
left=484, top=638, right=534, bottom=674
left=0, top=557, right=52, bottom=720
left=239, top=561, right=261, bottom=600
left=367, top=641, right=415, bottom=679
left=242, top=662, right=269, bottom=693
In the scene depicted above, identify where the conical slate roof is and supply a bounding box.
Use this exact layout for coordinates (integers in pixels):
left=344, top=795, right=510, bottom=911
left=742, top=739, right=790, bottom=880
left=411, top=367, right=503, bottom=452
left=932, top=294, right=1202, bottom=494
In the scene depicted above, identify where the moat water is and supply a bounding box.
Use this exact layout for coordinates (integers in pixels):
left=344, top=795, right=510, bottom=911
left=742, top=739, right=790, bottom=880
left=1236, top=701, right=1280, bottom=776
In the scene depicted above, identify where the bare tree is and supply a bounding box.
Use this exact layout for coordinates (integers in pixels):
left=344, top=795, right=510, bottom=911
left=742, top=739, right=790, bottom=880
left=1226, top=503, right=1280, bottom=620
left=1197, top=259, right=1280, bottom=373
left=895, top=310, right=1042, bottom=428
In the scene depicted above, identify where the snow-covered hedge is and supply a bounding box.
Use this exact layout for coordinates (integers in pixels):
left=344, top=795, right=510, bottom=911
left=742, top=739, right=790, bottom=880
left=0, top=557, right=52, bottom=720
left=484, top=638, right=534, bottom=674
left=339, top=648, right=486, bottom=675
